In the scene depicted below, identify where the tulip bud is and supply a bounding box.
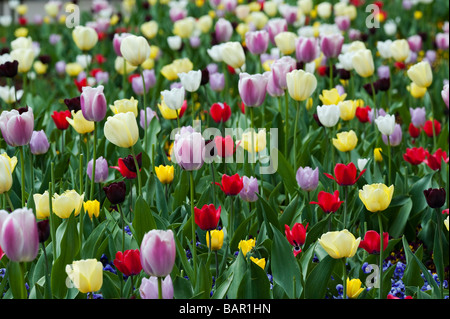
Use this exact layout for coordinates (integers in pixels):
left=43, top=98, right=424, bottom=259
left=332, top=130, right=358, bottom=152
left=140, top=275, right=174, bottom=299
left=72, top=26, right=98, bottom=51
left=407, top=61, right=433, bottom=88
left=0, top=106, right=34, bottom=147
left=140, top=229, right=176, bottom=277
left=215, top=18, right=233, bottom=43
left=286, top=69, right=317, bottom=101
left=37, top=219, right=50, bottom=243
left=359, top=183, right=394, bottom=213
left=374, top=114, right=396, bottom=136
left=120, top=35, right=151, bottom=67
left=316, top=104, right=340, bottom=127
left=295, top=37, right=320, bottom=63
left=390, top=39, right=410, bottom=62
left=320, top=34, right=344, bottom=58
left=80, top=85, right=107, bottom=122
left=29, top=130, right=50, bottom=155
left=114, top=249, right=142, bottom=276
left=238, top=73, right=268, bottom=107
left=318, top=229, right=361, bottom=259
left=206, top=229, right=224, bottom=251
left=352, top=49, right=375, bottom=78
left=104, top=112, right=139, bottom=148
left=274, top=31, right=297, bottom=55
left=239, top=176, right=259, bottom=202
left=296, top=166, right=319, bottom=192
left=238, top=238, right=256, bottom=257
left=155, top=165, right=175, bottom=184
left=103, top=181, right=126, bottom=205
left=178, top=70, right=202, bottom=92
left=245, top=30, right=269, bottom=55
left=221, top=42, right=246, bottom=69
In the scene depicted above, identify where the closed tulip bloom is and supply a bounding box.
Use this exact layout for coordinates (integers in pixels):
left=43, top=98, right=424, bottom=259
left=0, top=153, right=17, bottom=195
left=403, top=147, right=429, bottom=165
left=296, top=166, right=319, bottom=192
left=51, top=110, right=71, bottom=130
left=317, top=1, right=332, bottom=19
left=87, top=156, right=109, bottom=183
left=310, top=190, right=344, bottom=214
left=114, top=56, right=137, bottom=75
left=114, top=249, right=142, bottom=276
left=271, top=56, right=297, bottom=90
left=178, top=70, right=202, bottom=93
left=274, top=31, right=297, bottom=55
left=320, top=34, right=344, bottom=58
left=408, top=121, right=421, bottom=138
left=72, top=26, right=98, bottom=52
left=221, top=42, right=246, bottom=69
left=382, top=123, right=402, bottom=146
left=0, top=208, right=39, bottom=262
left=423, top=119, right=441, bottom=137
left=158, top=99, right=187, bottom=120
left=296, top=37, right=320, bottom=63
left=195, top=204, right=221, bottom=231
left=209, top=72, right=225, bottom=92
left=206, top=229, right=224, bottom=251
left=332, top=130, right=358, bottom=152
left=338, top=100, right=357, bottom=121
left=318, top=229, right=361, bottom=259
left=238, top=238, right=256, bottom=257
left=29, top=130, right=50, bottom=155
left=359, top=230, right=389, bottom=254
left=33, top=191, right=50, bottom=219
left=238, top=73, right=268, bottom=107
left=83, top=200, right=100, bottom=219
left=239, top=129, right=267, bottom=153
left=319, top=88, right=347, bottom=105
left=113, top=33, right=131, bottom=56
left=324, top=162, right=366, bottom=186
left=346, top=278, right=364, bottom=299
left=423, top=188, right=446, bottom=209
left=210, top=102, right=231, bottom=123
left=0, top=107, right=34, bottom=147
left=215, top=18, right=234, bottom=43
left=216, top=173, right=244, bottom=196
left=10, top=48, right=34, bottom=73
left=140, top=275, right=173, bottom=299
left=390, top=39, right=410, bottom=62
left=375, top=114, right=396, bottom=136
left=109, top=97, right=138, bottom=117
left=103, top=181, right=126, bottom=205
left=316, top=104, right=340, bottom=127
left=154, top=165, right=174, bottom=184
left=441, top=84, right=449, bottom=108
left=424, top=149, right=449, bottom=171
left=104, top=112, right=139, bottom=148
left=214, top=135, right=236, bottom=158
left=66, top=110, right=95, bottom=134
left=286, top=69, right=317, bottom=101
left=197, top=15, right=213, bottom=33
left=161, top=86, right=185, bottom=111
left=266, top=18, right=287, bottom=45
left=374, top=148, right=383, bottom=162
left=352, top=49, right=374, bottom=78
left=285, top=223, right=308, bottom=256
left=65, top=259, right=103, bottom=293
left=409, top=107, right=426, bottom=128
left=407, top=61, right=433, bottom=88
left=140, top=229, right=176, bottom=277
left=239, top=176, right=259, bottom=202
left=120, top=35, right=151, bottom=67
left=245, top=30, right=269, bottom=55
left=141, top=20, right=158, bottom=39
left=173, top=128, right=205, bottom=171
left=359, top=183, right=394, bottom=212
left=80, top=85, right=107, bottom=122
left=52, top=190, right=84, bottom=219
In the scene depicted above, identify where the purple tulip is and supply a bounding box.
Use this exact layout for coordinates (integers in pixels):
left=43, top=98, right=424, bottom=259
left=295, top=37, right=320, bottom=63
left=215, top=18, right=233, bottom=43
left=377, top=65, right=390, bottom=79
left=335, top=16, right=351, bottom=31
left=95, top=71, right=109, bottom=84
left=348, top=29, right=362, bottom=41
left=189, top=36, right=201, bottom=48
left=80, top=85, right=107, bottom=122
left=209, top=72, right=225, bottom=92
left=266, top=71, right=285, bottom=97
left=442, top=84, right=449, bottom=108
left=132, top=69, right=156, bottom=95
left=281, top=5, right=298, bottom=25
left=320, top=34, right=344, bottom=58
left=169, top=7, right=187, bottom=22
left=29, top=130, right=50, bottom=155
left=407, top=35, right=422, bottom=53
left=140, top=229, right=176, bottom=277
left=173, top=126, right=205, bottom=171
left=239, top=176, right=259, bottom=202
left=0, top=208, right=39, bottom=262
left=87, top=156, right=109, bottom=183
left=402, top=0, right=413, bottom=10
left=140, top=275, right=174, bottom=299
left=271, top=56, right=297, bottom=90
left=435, top=33, right=449, bottom=50
left=238, top=72, right=268, bottom=107
left=424, top=50, right=437, bottom=64
left=245, top=30, right=269, bottom=55
left=49, top=34, right=62, bottom=45
left=113, top=33, right=131, bottom=57
left=0, top=107, right=34, bottom=147
left=55, top=61, right=66, bottom=75
left=207, top=63, right=219, bottom=75
left=296, top=166, right=319, bottom=192
left=266, top=18, right=288, bottom=45
left=140, top=107, right=158, bottom=129
left=409, top=107, right=426, bottom=128
left=382, top=123, right=403, bottom=146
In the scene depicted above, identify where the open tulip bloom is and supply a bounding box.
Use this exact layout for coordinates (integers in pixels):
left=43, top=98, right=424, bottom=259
left=0, top=0, right=448, bottom=302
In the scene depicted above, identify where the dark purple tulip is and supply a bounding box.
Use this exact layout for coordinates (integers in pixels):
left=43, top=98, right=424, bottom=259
left=423, top=188, right=446, bottom=209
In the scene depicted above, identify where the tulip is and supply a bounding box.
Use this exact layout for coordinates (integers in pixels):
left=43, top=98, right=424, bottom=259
left=409, top=107, right=426, bottom=128
left=140, top=275, right=174, bottom=299
left=113, top=249, right=142, bottom=276
left=29, top=130, right=50, bottom=155
left=424, top=148, right=448, bottom=171
left=66, top=110, right=94, bottom=134
left=140, top=229, right=176, bottom=277
left=206, top=229, right=224, bottom=251
left=296, top=166, right=319, bottom=192
left=286, top=69, right=317, bottom=102
left=103, top=181, right=126, bottom=205
left=161, top=86, right=185, bottom=111
left=120, top=35, right=151, bottom=67
left=318, top=229, right=361, bottom=259
left=317, top=1, right=332, bottom=18
left=0, top=60, right=18, bottom=78
left=382, top=123, right=402, bottom=147
left=214, top=135, right=236, bottom=158
left=197, top=15, right=213, bottom=33
left=239, top=176, right=259, bottom=202
left=141, top=20, right=158, bottom=39
left=238, top=73, right=268, bottom=107
left=172, top=128, right=205, bottom=171
left=374, top=148, right=383, bottom=162
left=445, top=216, right=449, bottom=232
left=409, top=121, right=421, bottom=137
left=83, top=200, right=100, bottom=220
left=355, top=105, right=371, bottom=123
left=245, top=30, right=269, bottom=55
left=52, top=190, right=84, bottom=219
left=37, top=219, right=50, bottom=244
left=407, top=61, right=433, bottom=88
left=0, top=85, right=23, bottom=104
left=441, top=84, right=449, bottom=108
left=403, top=147, right=429, bottom=165
left=215, top=18, right=233, bottom=43
left=423, top=119, right=441, bottom=137
left=285, top=223, right=308, bottom=256
left=324, top=162, right=366, bottom=186
left=271, top=56, right=297, bottom=90
left=216, top=174, right=244, bottom=196
left=359, top=183, right=394, bottom=213
left=132, top=70, right=156, bottom=96
left=154, top=165, right=174, bottom=184
left=374, top=114, right=396, bottom=136
left=210, top=102, right=231, bottom=123
left=346, top=278, right=364, bottom=299
left=390, top=39, right=410, bottom=62
left=295, top=37, right=320, bottom=63
left=274, top=31, right=297, bottom=55
left=209, top=73, right=225, bottom=92
left=320, top=34, right=344, bottom=58
left=113, top=33, right=131, bottom=56
left=104, top=112, right=139, bottom=148
left=359, top=230, right=389, bottom=254
left=338, top=100, right=357, bottom=121
left=0, top=107, right=34, bottom=147
left=114, top=56, right=137, bottom=75
left=221, top=42, right=245, bottom=69
left=0, top=153, right=17, bottom=195
left=72, top=26, right=98, bottom=51
left=332, top=130, right=358, bottom=152
left=51, top=110, right=71, bottom=130
left=316, top=104, right=340, bottom=127
left=109, top=97, right=138, bottom=117
left=33, top=191, right=50, bottom=220
left=238, top=238, right=256, bottom=257
left=435, top=32, right=449, bottom=50
left=250, top=257, right=266, bottom=270
left=10, top=48, right=34, bottom=73
left=65, top=259, right=103, bottom=293
left=423, top=188, right=446, bottom=209
left=352, top=49, right=374, bottom=78
left=80, top=85, right=107, bottom=122
left=310, top=190, right=344, bottom=214
left=194, top=204, right=221, bottom=231
left=239, top=129, right=267, bottom=153
left=158, top=99, right=187, bottom=120
left=86, top=156, right=109, bottom=183
left=140, top=107, right=157, bottom=129
left=0, top=208, right=39, bottom=262
left=178, top=70, right=202, bottom=93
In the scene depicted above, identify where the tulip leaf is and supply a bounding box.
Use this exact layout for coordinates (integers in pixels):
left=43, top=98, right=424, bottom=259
left=7, top=261, right=27, bottom=299
left=256, top=193, right=281, bottom=233
left=101, top=271, right=120, bottom=299
left=211, top=272, right=234, bottom=299
left=409, top=173, right=434, bottom=215
left=276, top=149, right=298, bottom=197
left=304, top=255, right=337, bottom=299
left=173, top=275, right=194, bottom=299
left=237, top=260, right=271, bottom=299
left=402, top=244, right=424, bottom=288
left=388, top=197, right=413, bottom=238
left=132, top=196, right=157, bottom=246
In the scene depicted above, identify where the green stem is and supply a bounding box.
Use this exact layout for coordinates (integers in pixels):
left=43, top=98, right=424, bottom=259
left=343, top=186, right=348, bottom=230
left=118, top=204, right=125, bottom=253
left=19, top=146, right=25, bottom=207
left=387, top=136, right=391, bottom=186
left=189, top=171, right=197, bottom=273
left=342, top=257, right=347, bottom=299
left=293, top=101, right=300, bottom=167
left=90, top=122, right=97, bottom=200
left=329, top=59, right=334, bottom=89
left=130, top=146, right=142, bottom=197
left=141, top=68, right=148, bottom=151
left=5, top=192, right=14, bottom=211
left=284, top=92, right=289, bottom=157
left=377, top=213, right=384, bottom=299
left=158, top=276, right=163, bottom=299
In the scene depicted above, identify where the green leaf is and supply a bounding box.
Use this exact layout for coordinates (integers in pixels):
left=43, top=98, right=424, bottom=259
left=173, top=275, right=194, bottom=299
left=276, top=149, right=298, bottom=197
left=402, top=245, right=424, bottom=288
left=388, top=198, right=412, bottom=238
left=7, top=261, right=27, bottom=299
left=237, top=261, right=271, bottom=299
left=304, top=255, right=337, bottom=299
left=132, top=196, right=157, bottom=246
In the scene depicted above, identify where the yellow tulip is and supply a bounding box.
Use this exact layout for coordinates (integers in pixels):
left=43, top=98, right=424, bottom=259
left=104, top=112, right=139, bottom=148
left=72, top=26, right=98, bottom=51
left=250, top=257, right=266, bottom=270
left=246, top=11, right=268, bottom=30
left=236, top=23, right=250, bottom=39
left=346, top=278, right=364, bottom=299
left=0, top=153, right=18, bottom=195
left=33, top=61, right=48, bottom=75
left=221, top=42, right=246, bottom=69
left=318, top=229, right=361, bottom=259
left=197, top=15, right=213, bottom=33
left=52, top=190, right=84, bottom=219
left=408, top=83, right=427, bottom=99
left=16, top=4, right=28, bottom=15
left=109, top=97, right=138, bottom=117
left=374, top=147, right=383, bottom=162
left=263, top=1, right=278, bottom=16
left=14, top=27, right=28, bottom=38
left=66, top=110, right=95, bottom=134
left=359, top=183, right=394, bottom=213
left=332, top=130, right=357, bottom=152
left=407, top=61, right=433, bottom=88
left=160, top=64, right=178, bottom=81
left=65, top=62, right=84, bottom=77
left=158, top=100, right=180, bottom=120
left=206, top=229, right=224, bottom=251
left=319, top=88, right=347, bottom=105
left=65, top=259, right=103, bottom=293
left=239, top=129, right=266, bottom=153
left=141, top=58, right=154, bottom=70
left=274, top=32, right=297, bottom=55
left=286, top=69, right=317, bottom=102
left=114, top=57, right=137, bottom=75
left=155, top=165, right=175, bottom=184
left=351, top=49, right=375, bottom=78
left=390, top=39, right=410, bottom=62
left=83, top=200, right=100, bottom=219
left=33, top=191, right=50, bottom=220
left=173, top=17, right=196, bottom=39
left=238, top=238, right=256, bottom=257
left=338, top=100, right=357, bottom=121
left=444, top=216, right=449, bottom=231
left=10, top=48, right=34, bottom=73
left=140, top=20, right=158, bottom=39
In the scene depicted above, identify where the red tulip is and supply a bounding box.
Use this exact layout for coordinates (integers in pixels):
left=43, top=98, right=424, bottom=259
left=51, top=110, right=72, bottom=130
left=310, top=190, right=343, bottom=213
left=424, top=148, right=449, bottom=171
left=403, top=147, right=429, bottom=165
left=442, top=208, right=449, bottom=215
left=210, top=102, right=231, bottom=123
left=194, top=204, right=221, bottom=231
left=239, top=101, right=245, bottom=114
left=214, top=135, right=236, bottom=158
left=324, top=162, right=366, bottom=186
left=408, top=122, right=421, bottom=138
left=423, top=119, right=441, bottom=137
left=113, top=249, right=142, bottom=276
left=285, top=223, right=308, bottom=257
left=111, top=158, right=137, bottom=179
left=215, top=173, right=244, bottom=196
left=359, top=230, right=389, bottom=254
left=74, top=77, right=87, bottom=93
left=387, top=294, right=413, bottom=299
left=355, top=106, right=371, bottom=123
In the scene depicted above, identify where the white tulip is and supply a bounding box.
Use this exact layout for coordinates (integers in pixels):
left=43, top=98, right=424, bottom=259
left=316, top=104, right=340, bottom=128
left=374, top=114, right=396, bottom=136
left=161, top=86, right=185, bottom=110
left=178, top=70, right=202, bottom=92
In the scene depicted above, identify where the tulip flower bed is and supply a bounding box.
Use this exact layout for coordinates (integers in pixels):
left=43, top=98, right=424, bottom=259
left=0, top=0, right=449, bottom=303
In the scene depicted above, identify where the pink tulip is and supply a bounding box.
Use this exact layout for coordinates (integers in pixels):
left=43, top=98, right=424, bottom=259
left=215, top=18, right=233, bottom=43
left=113, top=33, right=131, bottom=57
left=295, top=37, right=320, bottom=63
left=140, top=229, right=176, bottom=277
left=335, top=16, right=351, bottom=31
left=80, top=85, right=107, bottom=122
left=435, top=32, right=449, bottom=50
left=320, top=34, right=344, bottom=58
left=266, top=71, right=284, bottom=97
left=442, top=84, right=449, bottom=108
left=271, top=56, right=297, bottom=90
left=140, top=275, right=174, bottom=299
left=0, top=107, right=34, bottom=147
left=0, top=208, right=39, bottom=262
left=407, top=35, right=422, bottom=53
left=266, top=18, right=288, bottom=45
left=238, top=72, right=269, bottom=107
left=245, top=30, right=269, bottom=55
